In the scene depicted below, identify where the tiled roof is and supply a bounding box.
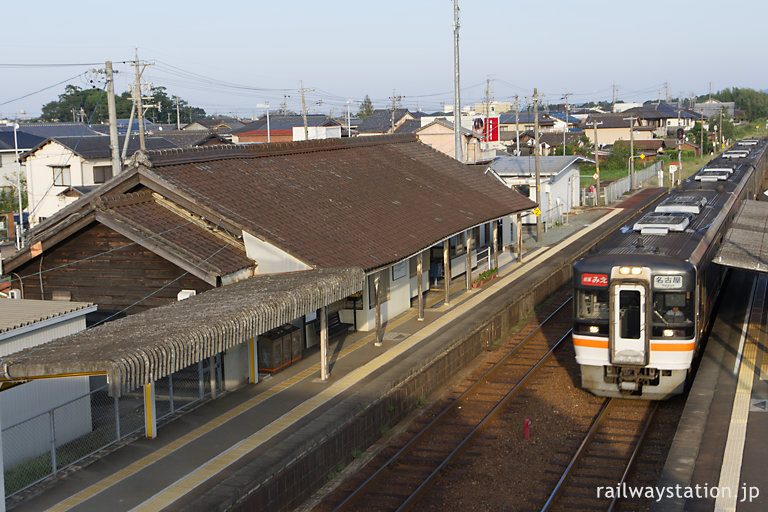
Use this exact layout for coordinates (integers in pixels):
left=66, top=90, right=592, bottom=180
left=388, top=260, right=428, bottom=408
left=499, top=112, right=555, bottom=125
left=0, top=131, right=45, bottom=151
left=490, top=155, right=594, bottom=176
left=97, top=191, right=253, bottom=278
left=394, top=119, right=422, bottom=134
left=234, top=115, right=336, bottom=133
left=356, top=109, right=411, bottom=133
left=134, top=135, right=536, bottom=271
left=0, top=122, right=103, bottom=138
left=23, top=135, right=177, bottom=161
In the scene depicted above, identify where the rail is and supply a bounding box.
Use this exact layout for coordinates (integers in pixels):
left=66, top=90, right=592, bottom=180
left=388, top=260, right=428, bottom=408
left=333, top=297, right=573, bottom=512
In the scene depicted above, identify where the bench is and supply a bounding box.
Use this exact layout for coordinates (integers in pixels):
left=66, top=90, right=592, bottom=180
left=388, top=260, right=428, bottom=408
left=314, top=311, right=352, bottom=339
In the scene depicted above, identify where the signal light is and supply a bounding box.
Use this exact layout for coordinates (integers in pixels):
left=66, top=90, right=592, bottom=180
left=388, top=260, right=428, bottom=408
left=677, top=128, right=684, bottom=140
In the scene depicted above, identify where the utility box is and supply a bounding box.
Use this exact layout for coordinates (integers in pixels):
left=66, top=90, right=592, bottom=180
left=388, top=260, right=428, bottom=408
left=258, top=324, right=302, bottom=373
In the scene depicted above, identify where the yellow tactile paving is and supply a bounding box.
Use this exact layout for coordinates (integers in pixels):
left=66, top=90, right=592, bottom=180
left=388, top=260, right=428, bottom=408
left=48, top=209, right=624, bottom=512
left=715, top=275, right=766, bottom=511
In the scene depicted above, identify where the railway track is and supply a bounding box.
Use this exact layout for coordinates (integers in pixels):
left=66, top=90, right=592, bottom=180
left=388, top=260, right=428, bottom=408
left=318, top=295, right=574, bottom=512
left=539, top=398, right=658, bottom=512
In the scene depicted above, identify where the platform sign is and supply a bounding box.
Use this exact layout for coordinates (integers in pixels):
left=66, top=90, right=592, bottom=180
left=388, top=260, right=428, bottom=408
left=592, top=172, right=599, bottom=180
left=669, top=163, right=678, bottom=174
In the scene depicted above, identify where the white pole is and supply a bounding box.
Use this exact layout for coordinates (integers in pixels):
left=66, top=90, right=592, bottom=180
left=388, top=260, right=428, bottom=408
left=266, top=101, right=270, bottom=143
left=13, top=123, right=23, bottom=249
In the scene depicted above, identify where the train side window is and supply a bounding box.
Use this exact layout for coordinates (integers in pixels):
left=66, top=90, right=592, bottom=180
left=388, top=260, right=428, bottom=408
left=576, top=289, right=609, bottom=320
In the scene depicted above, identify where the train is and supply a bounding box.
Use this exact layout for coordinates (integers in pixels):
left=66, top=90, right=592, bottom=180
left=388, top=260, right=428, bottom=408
left=572, top=137, right=768, bottom=399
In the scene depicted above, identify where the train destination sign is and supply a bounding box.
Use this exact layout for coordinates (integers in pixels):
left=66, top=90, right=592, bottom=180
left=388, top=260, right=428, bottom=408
left=581, top=273, right=608, bottom=287
left=653, top=275, right=683, bottom=289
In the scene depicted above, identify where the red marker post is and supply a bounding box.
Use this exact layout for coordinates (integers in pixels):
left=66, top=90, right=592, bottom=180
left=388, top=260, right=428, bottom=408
left=524, top=419, right=532, bottom=439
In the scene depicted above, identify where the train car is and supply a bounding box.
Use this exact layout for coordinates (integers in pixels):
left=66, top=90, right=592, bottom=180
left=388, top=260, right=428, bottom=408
left=572, top=138, right=768, bottom=399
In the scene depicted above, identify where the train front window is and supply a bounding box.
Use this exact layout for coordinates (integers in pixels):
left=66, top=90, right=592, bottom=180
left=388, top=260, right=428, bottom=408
left=575, top=289, right=609, bottom=334
left=652, top=291, right=694, bottom=338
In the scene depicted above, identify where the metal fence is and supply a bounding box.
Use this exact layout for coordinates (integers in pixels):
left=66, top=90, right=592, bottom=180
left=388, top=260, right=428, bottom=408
left=581, top=162, right=662, bottom=206
left=2, top=357, right=220, bottom=498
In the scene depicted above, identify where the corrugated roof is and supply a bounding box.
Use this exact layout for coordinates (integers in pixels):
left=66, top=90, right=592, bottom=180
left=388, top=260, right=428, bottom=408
left=490, top=155, right=593, bottom=176
left=0, top=267, right=363, bottom=395
left=0, top=299, right=94, bottom=334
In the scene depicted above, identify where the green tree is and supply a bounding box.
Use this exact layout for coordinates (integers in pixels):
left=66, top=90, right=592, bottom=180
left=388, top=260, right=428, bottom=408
left=40, top=85, right=206, bottom=124
left=358, top=95, right=374, bottom=119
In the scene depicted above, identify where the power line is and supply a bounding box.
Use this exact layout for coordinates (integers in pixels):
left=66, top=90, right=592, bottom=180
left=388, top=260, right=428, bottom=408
left=0, top=72, right=86, bottom=106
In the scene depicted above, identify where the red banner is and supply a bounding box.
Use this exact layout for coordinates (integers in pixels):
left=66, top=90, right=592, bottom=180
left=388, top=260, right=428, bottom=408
left=581, top=273, right=608, bottom=287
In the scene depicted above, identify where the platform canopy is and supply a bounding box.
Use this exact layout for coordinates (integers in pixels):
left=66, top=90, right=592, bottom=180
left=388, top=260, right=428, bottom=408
left=0, top=267, right=364, bottom=396
left=715, top=200, right=768, bottom=273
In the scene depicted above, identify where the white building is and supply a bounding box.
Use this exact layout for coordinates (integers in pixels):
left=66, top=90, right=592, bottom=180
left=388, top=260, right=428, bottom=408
left=487, top=155, right=594, bottom=225
left=0, top=298, right=96, bottom=509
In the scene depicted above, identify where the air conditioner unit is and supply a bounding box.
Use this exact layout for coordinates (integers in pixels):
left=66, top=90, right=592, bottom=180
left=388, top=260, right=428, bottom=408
left=8, top=289, right=21, bottom=300
left=177, top=289, right=196, bottom=301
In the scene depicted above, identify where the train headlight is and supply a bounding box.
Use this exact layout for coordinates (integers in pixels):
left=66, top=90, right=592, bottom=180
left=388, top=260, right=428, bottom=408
left=589, top=325, right=600, bottom=334
left=663, top=329, right=675, bottom=337
left=618, top=266, right=643, bottom=275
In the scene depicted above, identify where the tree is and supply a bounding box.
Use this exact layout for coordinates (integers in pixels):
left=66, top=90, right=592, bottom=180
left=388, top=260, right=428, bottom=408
left=358, top=95, right=374, bottom=119
left=713, top=88, right=768, bottom=121
left=40, top=84, right=206, bottom=124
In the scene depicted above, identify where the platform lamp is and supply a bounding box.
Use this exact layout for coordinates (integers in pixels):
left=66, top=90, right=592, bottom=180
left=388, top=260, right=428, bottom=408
left=12, top=122, right=24, bottom=250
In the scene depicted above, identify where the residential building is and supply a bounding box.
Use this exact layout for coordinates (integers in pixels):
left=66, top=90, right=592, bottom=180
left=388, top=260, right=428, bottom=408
left=580, top=114, right=655, bottom=146
left=415, top=118, right=495, bottom=164
left=694, top=98, right=735, bottom=119
left=487, top=155, right=593, bottom=224
left=231, top=115, right=339, bottom=143
left=356, top=109, right=414, bottom=136
left=21, top=135, right=176, bottom=224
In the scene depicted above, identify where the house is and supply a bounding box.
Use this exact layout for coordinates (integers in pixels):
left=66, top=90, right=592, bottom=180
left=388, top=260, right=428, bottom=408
left=498, top=111, right=555, bottom=135
left=21, top=135, right=177, bottom=225
left=509, top=131, right=585, bottom=156
left=620, top=102, right=700, bottom=137
left=415, top=118, right=496, bottom=164
left=182, top=118, right=247, bottom=138
left=487, top=155, right=593, bottom=224
left=0, top=130, right=44, bottom=193
left=694, top=98, right=735, bottom=119
left=580, top=114, right=654, bottom=146
left=356, top=109, right=414, bottom=136
left=231, top=115, right=339, bottom=143
left=3, top=135, right=534, bottom=333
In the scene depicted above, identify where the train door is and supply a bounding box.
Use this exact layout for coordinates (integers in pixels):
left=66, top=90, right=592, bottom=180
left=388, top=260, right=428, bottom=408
left=610, top=284, right=648, bottom=365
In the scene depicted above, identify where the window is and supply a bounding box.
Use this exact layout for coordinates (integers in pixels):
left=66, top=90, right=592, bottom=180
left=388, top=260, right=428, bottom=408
left=51, top=166, right=70, bottom=186
left=93, top=165, right=112, bottom=184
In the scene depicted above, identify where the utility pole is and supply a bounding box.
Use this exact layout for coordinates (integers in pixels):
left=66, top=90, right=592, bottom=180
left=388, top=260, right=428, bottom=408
left=611, top=83, right=617, bottom=112
left=300, top=81, right=314, bottom=140
left=484, top=78, right=493, bottom=144
left=346, top=100, right=351, bottom=138
left=562, top=92, right=571, bottom=154
left=453, top=0, right=463, bottom=163
left=665, top=81, right=669, bottom=103
left=677, top=102, right=682, bottom=178
left=514, top=94, right=520, bottom=156
left=131, top=48, right=154, bottom=151
left=265, top=101, right=271, bottom=143
left=389, top=89, right=402, bottom=133
left=281, top=94, right=290, bottom=116
left=175, top=96, right=181, bottom=130
left=587, top=118, right=603, bottom=205
left=533, top=88, right=542, bottom=242
left=105, top=61, right=121, bottom=178
left=624, top=116, right=638, bottom=188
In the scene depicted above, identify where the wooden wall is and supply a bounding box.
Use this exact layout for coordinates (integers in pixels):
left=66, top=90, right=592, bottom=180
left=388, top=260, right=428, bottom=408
left=15, top=222, right=212, bottom=315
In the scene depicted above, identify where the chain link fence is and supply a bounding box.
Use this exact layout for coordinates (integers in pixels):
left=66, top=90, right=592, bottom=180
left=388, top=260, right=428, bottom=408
left=3, top=357, right=220, bottom=497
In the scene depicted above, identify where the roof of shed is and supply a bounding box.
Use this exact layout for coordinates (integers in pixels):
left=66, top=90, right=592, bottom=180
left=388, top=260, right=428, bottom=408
left=0, top=267, right=363, bottom=395
left=0, top=299, right=94, bottom=335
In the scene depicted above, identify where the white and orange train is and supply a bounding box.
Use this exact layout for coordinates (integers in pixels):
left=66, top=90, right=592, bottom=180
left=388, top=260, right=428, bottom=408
left=573, top=138, right=768, bottom=399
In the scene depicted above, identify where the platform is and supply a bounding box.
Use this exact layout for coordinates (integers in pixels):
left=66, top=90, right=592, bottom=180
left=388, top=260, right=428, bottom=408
left=653, top=270, right=768, bottom=511
left=6, top=191, right=664, bottom=512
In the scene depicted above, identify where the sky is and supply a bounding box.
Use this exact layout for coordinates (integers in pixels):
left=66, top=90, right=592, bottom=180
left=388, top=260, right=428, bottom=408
left=1, top=0, right=767, bottom=120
